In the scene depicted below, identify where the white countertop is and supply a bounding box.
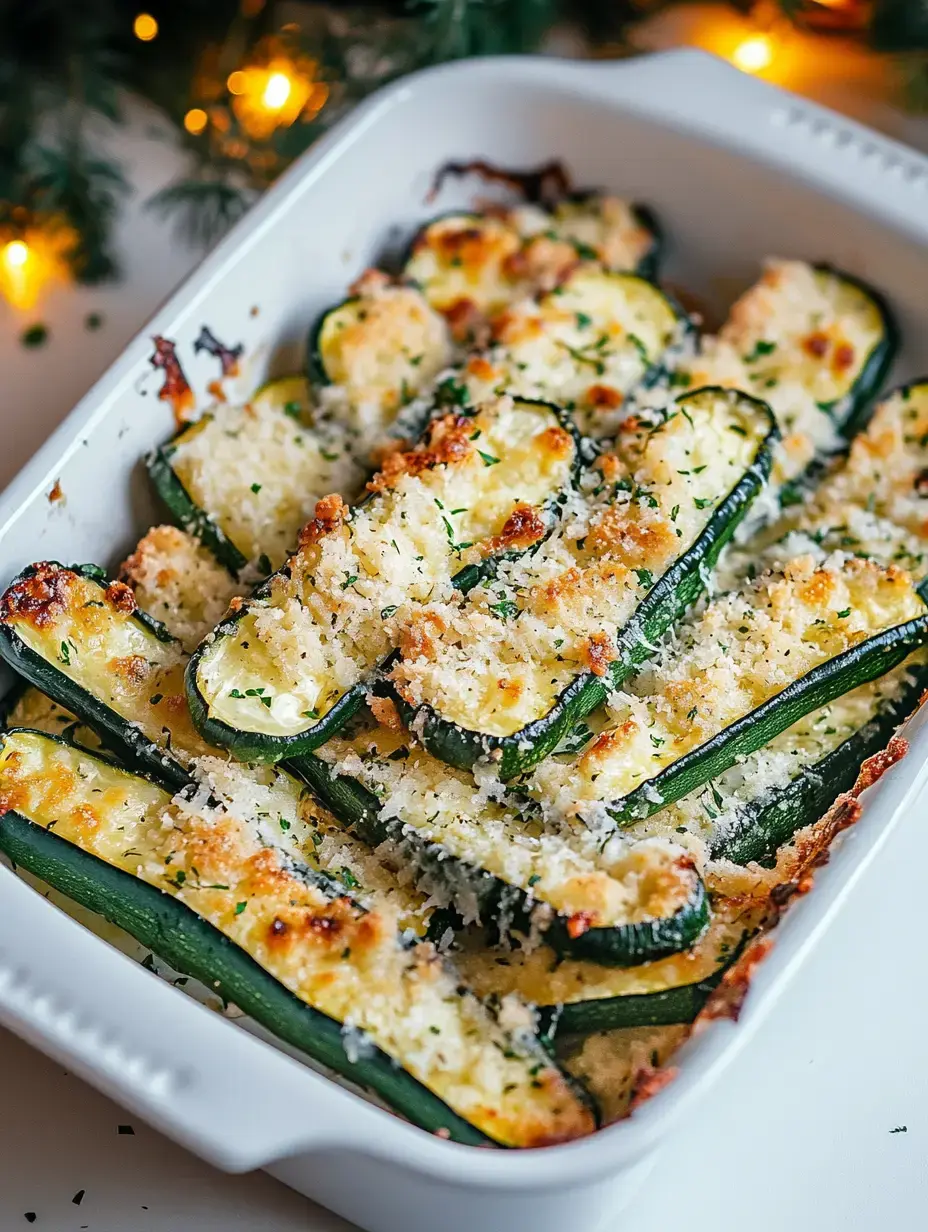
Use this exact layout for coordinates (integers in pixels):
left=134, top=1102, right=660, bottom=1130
left=1, top=74, right=926, bottom=1232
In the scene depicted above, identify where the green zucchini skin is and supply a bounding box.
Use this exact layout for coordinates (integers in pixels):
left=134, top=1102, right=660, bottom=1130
left=291, top=751, right=710, bottom=968
left=146, top=442, right=249, bottom=577
left=608, top=615, right=928, bottom=826
left=0, top=776, right=493, bottom=1145
left=185, top=400, right=583, bottom=764
left=541, top=970, right=716, bottom=1038
left=711, top=667, right=928, bottom=866
left=398, top=390, right=780, bottom=779
left=0, top=564, right=190, bottom=792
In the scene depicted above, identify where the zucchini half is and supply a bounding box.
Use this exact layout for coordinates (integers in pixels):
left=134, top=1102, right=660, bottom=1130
left=0, top=729, right=596, bottom=1147
left=292, top=729, right=710, bottom=968
left=0, top=563, right=435, bottom=932
left=0, top=562, right=193, bottom=791
left=685, top=260, right=897, bottom=493
left=459, top=267, right=691, bottom=439
left=308, top=276, right=452, bottom=432
left=393, top=388, right=778, bottom=779
left=710, top=659, right=927, bottom=865
left=147, top=374, right=366, bottom=575
left=186, top=396, right=581, bottom=763
left=534, top=554, right=928, bottom=828
left=455, top=906, right=758, bottom=1036
left=402, top=200, right=662, bottom=324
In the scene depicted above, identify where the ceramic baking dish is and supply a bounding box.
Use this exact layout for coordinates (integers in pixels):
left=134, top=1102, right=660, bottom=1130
left=2, top=47, right=928, bottom=1232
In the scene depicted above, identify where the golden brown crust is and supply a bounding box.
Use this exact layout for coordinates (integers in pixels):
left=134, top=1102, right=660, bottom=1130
left=0, top=563, right=77, bottom=629
left=299, top=493, right=348, bottom=548
left=368, top=414, right=474, bottom=494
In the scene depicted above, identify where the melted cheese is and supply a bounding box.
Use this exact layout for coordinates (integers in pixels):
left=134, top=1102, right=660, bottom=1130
left=405, top=213, right=527, bottom=316
left=533, top=554, right=926, bottom=820
left=685, top=260, right=888, bottom=488
left=196, top=397, right=576, bottom=738
left=0, top=730, right=594, bottom=1147
left=166, top=389, right=366, bottom=571
left=317, top=281, right=452, bottom=427
left=393, top=389, right=768, bottom=737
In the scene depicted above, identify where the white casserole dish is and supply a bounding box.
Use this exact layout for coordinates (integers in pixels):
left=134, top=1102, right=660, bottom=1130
left=1, top=47, right=928, bottom=1232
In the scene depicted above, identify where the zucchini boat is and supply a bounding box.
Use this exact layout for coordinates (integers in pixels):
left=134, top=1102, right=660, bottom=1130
left=308, top=269, right=452, bottom=431
left=709, top=656, right=928, bottom=865
left=685, top=260, right=897, bottom=492
left=187, top=395, right=580, bottom=762
left=0, top=729, right=595, bottom=1147
left=392, top=387, right=778, bottom=778
left=454, top=906, right=758, bottom=1036
left=403, top=199, right=661, bottom=327
left=292, top=726, right=710, bottom=967
left=0, top=562, right=434, bottom=932
left=459, top=267, right=689, bottom=439
left=531, top=553, right=928, bottom=827
left=147, top=374, right=366, bottom=574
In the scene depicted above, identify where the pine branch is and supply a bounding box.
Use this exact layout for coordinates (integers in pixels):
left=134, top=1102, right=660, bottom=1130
left=147, top=178, right=253, bottom=249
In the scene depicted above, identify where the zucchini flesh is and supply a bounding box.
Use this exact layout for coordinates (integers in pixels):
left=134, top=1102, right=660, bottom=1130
left=119, top=524, right=242, bottom=653
left=455, top=906, right=758, bottom=1035
left=459, top=268, right=688, bottom=438
left=0, top=563, right=433, bottom=934
left=686, top=260, right=896, bottom=491
left=0, top=729, right=595, bottom=1147
left=533, top=554, right=928, bottom=826
left=146, top=374, right=366, bottom=574
left=187, top=396, right=580, bottom=762
left=392, top=388, right=778, bottom=778
left=308, top=275, right=452, bottom=430
left=292, top=726, right=710, bottom=967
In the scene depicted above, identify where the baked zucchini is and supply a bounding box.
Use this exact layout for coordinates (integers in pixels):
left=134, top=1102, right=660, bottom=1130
left=686, top=260, right=897, bottom=491
left=146, top=374, right=366, bottom=575
left=292, top=726, right=710, bottom=967
left=710, top=657, right=927, bottom=865
left=0, top=729, right=595, bottom=1147
left=308, top=270, right=452, bottom=432
left=403, top=199, right=662, bottom=327
left=455, top=906, right=757, bottom=1035
left=119, top=524, right=242, bottom=652
left=392, top=387, right=778, bottom=778
left=532, top=555, right=928, bottom=827
left=460, top=267, right=690, bottom=438
left=0, top=562, right=434, bottom=931
left=187, top=395, right=580, bottom=762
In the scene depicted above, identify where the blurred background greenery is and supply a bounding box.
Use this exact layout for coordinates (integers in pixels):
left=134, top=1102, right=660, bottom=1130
left=0, top=0, right=924, bottom=310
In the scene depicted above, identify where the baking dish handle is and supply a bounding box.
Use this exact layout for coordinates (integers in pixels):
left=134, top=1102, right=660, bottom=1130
left=580, top=49, right=928, bottom=241
left=0, top=868, right=387, bottom=1172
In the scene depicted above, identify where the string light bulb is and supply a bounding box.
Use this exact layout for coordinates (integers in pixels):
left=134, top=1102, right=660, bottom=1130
left=262, top=72, right=292, bottom=110
left=3, top=241, right=28, bottom=270
left=184, top=108, right=209, bottom=135
left=731, top=34, right=774, bottom=73
left=133, top=12, right=158, bottom=41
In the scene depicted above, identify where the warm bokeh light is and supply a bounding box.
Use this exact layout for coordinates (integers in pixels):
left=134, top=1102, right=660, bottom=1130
left=133, top=12, right=158, bottom=41
left=228, top=53, right=327, bottom=140
left=0, top=225, right=77, bottom=310
left=184, top=107, right=209, bottom=135
left=731, top=34, right=774, bottom=73
left=3, top=241, right=28, bottom=270
left=262, top=71, right=292, bottom=110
